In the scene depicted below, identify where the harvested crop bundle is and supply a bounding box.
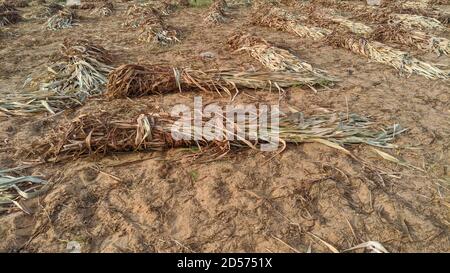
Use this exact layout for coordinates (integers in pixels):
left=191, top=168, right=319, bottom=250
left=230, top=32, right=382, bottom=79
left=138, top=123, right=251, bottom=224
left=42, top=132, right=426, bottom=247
left=106, top=64, right=336, bottom=99
left=91, top=2, right=114, bottom=17
left=35, top=3, right=64, bottom=18
left=0, top=3, right=17, bottom=12
left=5, top=0, right=28, bottom=8
left=0, top=167, right=47, bottom=214
left=0, top=40, right=113, bottom=116
left=40, top=39, right=113, bottom=100
left=390, top=13, right=445, bottom=31
left=138, top=23, right=180, bottom=46
left=262, top=5, right=449, bottom=80
left=154, top=1, right=177, bottom=16
left=0, top=10, right=20, bottom=26
left=327, top=32, right=449, bottom=79
left=204, top=0, right=228, bottom=24
left=371, top=25, right=449, bottom=56
left=45, top=9, right=77, bottom=30
left=228, top=32, right=338, bottom=83
left=253, top=6, right=331, bottom=40
left=123, top=4, right=162, bottom=28
left=328, top=15, right=374, bottom=36
left=78, top=3, right=96, bottom=10
left=34, top=110, right=404, bottom=161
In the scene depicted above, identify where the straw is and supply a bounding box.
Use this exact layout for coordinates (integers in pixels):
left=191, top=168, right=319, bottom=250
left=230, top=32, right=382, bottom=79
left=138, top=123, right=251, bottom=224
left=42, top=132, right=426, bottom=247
left=106, top=63, right=337, bottom=99
left=0, top=168, right=47, bottom=214
left=33, top=110, right=405, bottom=161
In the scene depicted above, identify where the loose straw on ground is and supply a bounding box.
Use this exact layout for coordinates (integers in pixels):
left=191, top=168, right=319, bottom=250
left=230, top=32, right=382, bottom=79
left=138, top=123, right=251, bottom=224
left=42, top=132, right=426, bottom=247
left=0, top=167, right=47, bottom=214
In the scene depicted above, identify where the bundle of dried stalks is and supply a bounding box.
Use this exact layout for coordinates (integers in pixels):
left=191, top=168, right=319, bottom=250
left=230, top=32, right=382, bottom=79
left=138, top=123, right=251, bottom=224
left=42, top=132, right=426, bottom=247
left=204, top=0, right=228, bottom=24
left=123, top=4, right=162, bottom=28
left=425, top=0, right=447, bottom=6
left=0, top=40, right=113, bottom=115
left=138, top=23, right=180, bottom=46
left=228, top=32, right=338, bottom=83
left=35, top=3, right=63, bottom=18
left=396, top=1, right=429, bottom=10
left=0, top=10, right=20, bottom=26
left=0, top=167, right=47, bottom=214
left=327, top=32, right=449, bottom=79
left=78, top=3, right=96, bottom=10
left=0, top=3, right=17, bottom=12
left=328, top=15, right=374, bottom=36
left=123, top=4, right=180, bottom=45
left=5, top=0, right=28, bottom=8
left=34, top=110, right=404, bottom=161
left=91, top=2, right=114, bottom=17
left=45, top=9, right=77, bottom=30
left=371, top=25, right=449, bottom=56
left=106, top=64, right=336, bottom=99
left=40, top=39, right=113, bottom=99
left=390, top=13, right=445, bottom=31
left=154, top=1, right=177, bottom=16
left=253, top=6, right=331, bottom=40
left=389, top=1, right=449, bottom=24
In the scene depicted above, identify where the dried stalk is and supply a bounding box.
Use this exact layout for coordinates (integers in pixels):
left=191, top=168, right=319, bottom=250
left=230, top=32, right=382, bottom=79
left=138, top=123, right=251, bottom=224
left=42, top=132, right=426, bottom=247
left=33, top=110, right=404, bottom=161
left=228, top=32, right=338, bottom=84
left=106, top=64, right=336, bottom=99
left=0, top=40, right=113, bottom=116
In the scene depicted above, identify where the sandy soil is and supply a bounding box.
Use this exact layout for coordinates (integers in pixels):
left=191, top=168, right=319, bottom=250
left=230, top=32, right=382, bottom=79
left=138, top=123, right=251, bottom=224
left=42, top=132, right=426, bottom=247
left=0, top=0, right=449, bottom=252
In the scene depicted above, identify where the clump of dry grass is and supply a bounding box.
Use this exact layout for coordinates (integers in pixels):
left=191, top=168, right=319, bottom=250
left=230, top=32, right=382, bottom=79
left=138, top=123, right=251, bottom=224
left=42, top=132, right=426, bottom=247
left=0, top=10, right=20, bottom=26
left=0, top=40, right=113, bottom=116
left=33, top=109, right=404, bottom=162
left=91, top=2, right=114, bottom=17
left=252, top=6, right=331, bottom=40
left=228, top=32, right=338, bottom=84
left=371, top=25, right=449, bottom=56
left=106, top=64, right=336, bottom=99
left=327, top=32, right=449, bottom=79
left=45, top=9, right=77, bottom=30
left=0, top=167, right=47, bottom=214
left=204, top=0, right=228, bottom=24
